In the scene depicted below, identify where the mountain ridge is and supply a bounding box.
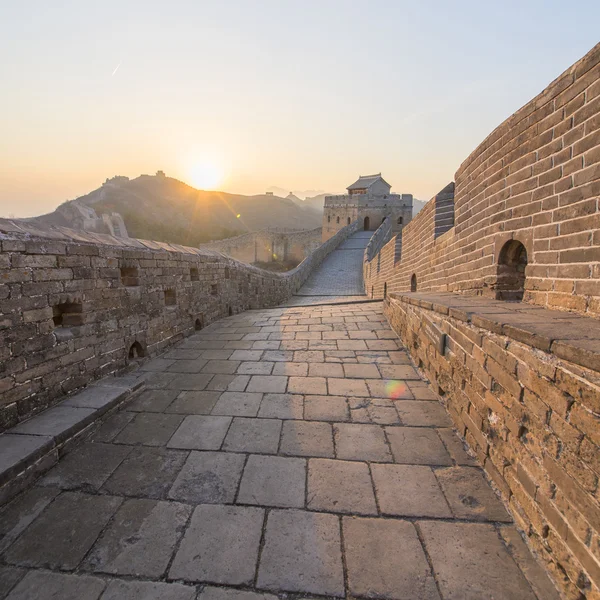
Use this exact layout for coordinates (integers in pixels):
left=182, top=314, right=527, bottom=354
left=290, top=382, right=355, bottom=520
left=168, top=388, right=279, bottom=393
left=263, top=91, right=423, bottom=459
left=24, top=173, right=324, bottom=246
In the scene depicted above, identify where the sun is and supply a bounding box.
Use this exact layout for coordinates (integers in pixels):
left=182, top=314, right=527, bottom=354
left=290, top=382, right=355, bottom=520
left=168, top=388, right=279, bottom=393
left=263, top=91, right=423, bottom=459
left=189, top=161, right=223, bottom=190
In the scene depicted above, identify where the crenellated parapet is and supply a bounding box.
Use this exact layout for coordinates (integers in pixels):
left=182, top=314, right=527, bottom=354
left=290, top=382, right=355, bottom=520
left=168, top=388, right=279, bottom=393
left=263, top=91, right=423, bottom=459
left=361, top=42, right=600, bottom=599
left=0, top=217, right=360, bottom=430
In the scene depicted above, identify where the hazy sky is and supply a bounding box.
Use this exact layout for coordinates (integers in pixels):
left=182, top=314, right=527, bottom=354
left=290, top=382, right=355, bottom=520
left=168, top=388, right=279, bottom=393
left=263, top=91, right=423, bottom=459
left=1, top=1, right=598, bottom=217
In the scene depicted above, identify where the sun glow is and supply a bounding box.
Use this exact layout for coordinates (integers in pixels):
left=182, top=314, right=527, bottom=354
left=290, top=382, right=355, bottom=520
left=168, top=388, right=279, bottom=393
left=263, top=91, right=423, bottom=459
left=189, top=161, right=223, bottom=190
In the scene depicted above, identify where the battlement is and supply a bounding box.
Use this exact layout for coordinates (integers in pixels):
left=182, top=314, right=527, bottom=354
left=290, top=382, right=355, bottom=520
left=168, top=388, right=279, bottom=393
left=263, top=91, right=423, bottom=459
left=362, top=43, right=600, bottom=599
left=324, top=193, right=412, bottom=207
left=0, top=217, right=360, bottom=431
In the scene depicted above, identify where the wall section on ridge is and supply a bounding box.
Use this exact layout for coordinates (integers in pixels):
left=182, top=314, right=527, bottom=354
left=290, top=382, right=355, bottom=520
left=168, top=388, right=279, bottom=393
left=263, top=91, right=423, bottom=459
left=199, top=227, right=322, bottom=266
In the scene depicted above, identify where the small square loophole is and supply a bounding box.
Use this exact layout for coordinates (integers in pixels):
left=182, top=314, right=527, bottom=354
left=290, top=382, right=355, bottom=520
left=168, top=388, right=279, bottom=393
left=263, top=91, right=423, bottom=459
left=164, top=289, right=177, bottom=306
left=120, top=266, right=140, bottom=287
left=52, top=302, right=84, bottom=328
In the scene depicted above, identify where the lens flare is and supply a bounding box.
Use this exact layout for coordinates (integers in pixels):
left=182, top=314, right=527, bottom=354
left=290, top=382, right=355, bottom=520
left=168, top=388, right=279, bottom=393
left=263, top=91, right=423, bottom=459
left=385, top=380, right=410, bottom=399
left=189, top=161, right=223, bottom=190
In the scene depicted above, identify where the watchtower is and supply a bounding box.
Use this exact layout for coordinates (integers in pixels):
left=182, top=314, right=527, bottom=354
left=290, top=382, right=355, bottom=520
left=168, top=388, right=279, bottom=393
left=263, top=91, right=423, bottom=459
left=322, top=174, right=413, bottom=241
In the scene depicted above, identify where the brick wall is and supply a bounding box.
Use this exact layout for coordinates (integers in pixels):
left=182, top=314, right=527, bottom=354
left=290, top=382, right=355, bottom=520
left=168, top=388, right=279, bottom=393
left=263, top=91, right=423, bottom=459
left=199, top=227, right=322, bottom=265
left=0, top=218, right=359, bottom=430
left=365, top=43, right=600, bottom=317
left=384, top=294, right=600, bottom=599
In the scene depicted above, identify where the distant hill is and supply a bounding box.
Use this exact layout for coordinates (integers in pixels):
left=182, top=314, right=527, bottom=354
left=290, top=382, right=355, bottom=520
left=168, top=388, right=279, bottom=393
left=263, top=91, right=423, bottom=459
left=25, top=173, right=324, bottom=246
left=286, top=192, right=327, bottom=214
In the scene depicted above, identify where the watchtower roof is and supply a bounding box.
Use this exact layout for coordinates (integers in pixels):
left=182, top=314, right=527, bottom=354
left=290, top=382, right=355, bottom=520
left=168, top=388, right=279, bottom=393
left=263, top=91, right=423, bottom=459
left=347, top=173, right=390, bottom=191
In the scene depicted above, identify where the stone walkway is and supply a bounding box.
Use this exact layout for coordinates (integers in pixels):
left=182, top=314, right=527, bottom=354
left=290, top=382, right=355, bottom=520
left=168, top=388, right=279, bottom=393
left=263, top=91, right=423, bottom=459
left=0, top=302, right=558, bottom=600
left=294, top=231, right=370, bottom=297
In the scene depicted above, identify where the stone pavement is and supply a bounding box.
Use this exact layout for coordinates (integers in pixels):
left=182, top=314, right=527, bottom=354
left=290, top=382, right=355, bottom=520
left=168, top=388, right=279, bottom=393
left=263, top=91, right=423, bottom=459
left=294, top=231, right=370, bottom=297
left=0, top=302, right=559, bottom=600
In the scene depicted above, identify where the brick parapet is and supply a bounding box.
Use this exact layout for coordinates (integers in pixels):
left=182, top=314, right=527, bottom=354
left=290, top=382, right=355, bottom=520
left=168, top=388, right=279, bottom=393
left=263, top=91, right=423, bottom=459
left=0, top=218, right=359, bottom=430
left=199, top=227, right=322, bottom=265
left=364, top=43, right=600, bottom=317
left=384, top=292, right=600, bottom=598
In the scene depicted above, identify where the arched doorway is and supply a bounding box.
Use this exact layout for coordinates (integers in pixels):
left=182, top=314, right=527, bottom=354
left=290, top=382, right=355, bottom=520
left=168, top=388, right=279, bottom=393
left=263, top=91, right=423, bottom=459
left=496, top=240, right=527, bottom=301
left=411, top=274, right=417, bottom=292
left=364, top=216, right=370, bottom=231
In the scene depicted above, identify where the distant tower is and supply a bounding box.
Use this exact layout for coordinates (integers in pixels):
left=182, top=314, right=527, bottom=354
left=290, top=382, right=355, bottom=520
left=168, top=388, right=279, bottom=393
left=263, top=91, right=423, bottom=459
left=322, top=174, right=413, bottom=242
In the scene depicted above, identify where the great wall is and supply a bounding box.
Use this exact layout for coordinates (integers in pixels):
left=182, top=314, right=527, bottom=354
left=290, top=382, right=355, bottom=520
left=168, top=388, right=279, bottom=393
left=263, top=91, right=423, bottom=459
left=0, top=42, right=598, bottom=600
left=198, top=227, right=323, bottom=268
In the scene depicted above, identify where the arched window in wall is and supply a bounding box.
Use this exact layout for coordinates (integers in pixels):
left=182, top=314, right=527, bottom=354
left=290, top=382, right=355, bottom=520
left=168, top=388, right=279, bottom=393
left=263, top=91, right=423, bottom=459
left=336, top=216, right=340, bottom=224
left=411, top=274, right=417, bottom=292
left=397, top=217, right=403, bottom=225
left=496, top=240, right=528, bottom=301
left=347, top=217, right=351, bottom=225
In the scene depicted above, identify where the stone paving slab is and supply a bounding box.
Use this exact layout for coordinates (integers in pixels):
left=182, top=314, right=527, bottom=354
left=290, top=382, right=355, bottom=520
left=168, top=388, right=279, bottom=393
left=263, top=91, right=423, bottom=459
left=168, top=451, right=245, bottom=504
left=114, top=412, right=184, bottom=446
left=386, top=426, right=452, bottom=465
left=223, top=417, right=281, bottom=454
left=83, top=498, right=191, bottom=578
left=5, top=570, right=106, bottom=600
left=170, top=504, right=264, bottom=585
left=435, top=466, right=511, bottom=522
left=333, top=422, right=392, bottom=462
left=199, top=587, right=277, bottom=600
left=257, top=509, right=344, bottom=596
left=0, top=566, right=25, bottom=600
left=237, top=454, right=305, bottom=507
left=4, top=492, right=122, bottom=569
left=101, top=580, right=196, bottom=600
left=307, top=457, right=377, bottom=515
left=101, top=447, right=188, bottom=499
left=39, top=442, right=132, bottom=492
left=126, top=389, right=180, bottom=412
left=371, top=463, right=451, bottom=518
left=0, top=487, right=59, bottom=553
left=167, top=415, right=232, bottom=450
left=257, top=393, right=303, bottom=419
left=419, top=520, right=538, bottom=600
left=0, top=300, right=560, bottom=600
left=344, top=516, right=440, bottom=599
left=280, top=420, right=334, bottom=457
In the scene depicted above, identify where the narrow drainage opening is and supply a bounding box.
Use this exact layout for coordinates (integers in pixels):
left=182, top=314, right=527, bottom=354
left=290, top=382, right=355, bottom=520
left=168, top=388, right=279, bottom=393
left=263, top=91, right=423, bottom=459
left=194, top=315, right=205, bottom=331
left=128, top=341, right=146, bottom=359
left=411, top=273, right=417, bottom=292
